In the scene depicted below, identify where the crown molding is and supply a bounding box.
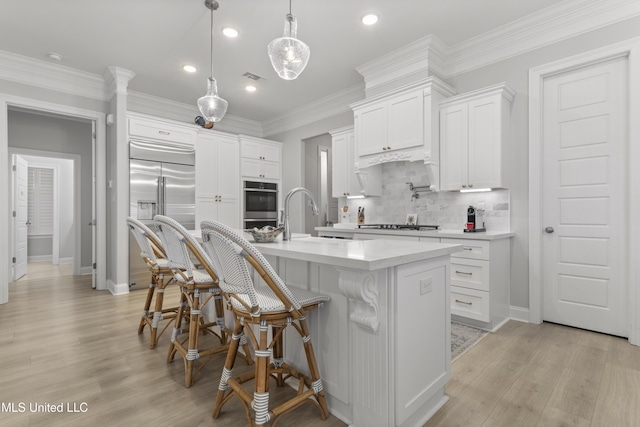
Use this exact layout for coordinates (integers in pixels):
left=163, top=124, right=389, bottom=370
left=261, top=82, right=364, bottom=137
left=445, top=0, right=640, bottom=77
left=0, top=50, right=107, bottom=100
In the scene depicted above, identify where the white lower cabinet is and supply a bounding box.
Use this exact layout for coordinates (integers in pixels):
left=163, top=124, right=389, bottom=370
left=442, top=238, right=510, bottom=330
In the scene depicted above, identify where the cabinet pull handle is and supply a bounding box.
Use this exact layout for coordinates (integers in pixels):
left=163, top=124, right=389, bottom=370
left=455, top=270, right=472, bottom=276
left=158, top=130, right=170, bottom=135
left=463, top=247, right=473, bottom=251
left=455, top=299, right=473, bottom=305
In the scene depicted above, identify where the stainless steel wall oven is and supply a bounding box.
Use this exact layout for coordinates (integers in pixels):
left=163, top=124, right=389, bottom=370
left=243, top=180, right=278, bottom=229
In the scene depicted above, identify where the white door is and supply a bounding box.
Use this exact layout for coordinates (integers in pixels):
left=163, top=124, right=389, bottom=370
left=13, top=155, right=28, bottom=280
left=542, top=56, right=628, bottom=336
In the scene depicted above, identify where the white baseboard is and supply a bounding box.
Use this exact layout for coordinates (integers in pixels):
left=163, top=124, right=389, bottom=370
left=27, top=255, right=51, bottom=262
left=59, top=257, right=73, bottom=265
left=80, top=266, right=93, bottom=275
left=509, top=306, right=530, bottom=323
left=107, top=279, right=130, bottom=295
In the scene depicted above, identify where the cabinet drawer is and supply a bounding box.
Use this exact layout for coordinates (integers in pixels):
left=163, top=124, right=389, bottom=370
left=451, top=259, right=489, bottom=291
left=451, top=286, right=490, bottom=322
left=442, top=238, right=490, bottom=260
left=129, top=118, right=194, bottom=145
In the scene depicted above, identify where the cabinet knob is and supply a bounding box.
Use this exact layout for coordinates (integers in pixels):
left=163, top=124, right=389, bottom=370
left=468, top=184, right=473, bottom=188
left=387, top=146, right=391, bottom=150
left=382, top=147, right=387, bottom=151
left=545, top=226, right=554, bottom=234
left=462, top=185, right=467, bottom=188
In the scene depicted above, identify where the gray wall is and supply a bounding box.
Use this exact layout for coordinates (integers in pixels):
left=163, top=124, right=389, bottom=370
left=8, top=110, right=93, bottom=270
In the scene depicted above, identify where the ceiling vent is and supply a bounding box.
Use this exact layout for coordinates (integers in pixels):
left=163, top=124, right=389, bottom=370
left=243, top=72, right=265, bottom=81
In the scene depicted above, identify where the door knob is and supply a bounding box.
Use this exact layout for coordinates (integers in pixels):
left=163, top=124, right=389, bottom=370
left=545, top=226, right=554, bottom=233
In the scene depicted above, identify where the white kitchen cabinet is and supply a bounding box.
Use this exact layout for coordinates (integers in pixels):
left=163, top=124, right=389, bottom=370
left=441, top=237, right=510, bottom=330
left=354, top=89, right=424, bottom=156
left=240, top=136, right=282, bottom=181
left=195, top=131, right=240, bottom=229
left=128, top=114, right=195, bottom=145
left=330, top=126, right=381, bottom=198
left=440, top=83, right=515, bottom=191
left=351, top=77, right=455, bottom=190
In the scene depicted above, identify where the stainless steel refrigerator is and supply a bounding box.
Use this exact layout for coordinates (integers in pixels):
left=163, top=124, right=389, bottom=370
left=129, top=139, right=195, bottom=287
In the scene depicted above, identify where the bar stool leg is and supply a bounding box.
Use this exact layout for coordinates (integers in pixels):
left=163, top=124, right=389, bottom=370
left=213, top=317, right=245, bottom=418
left=138, top=273, right=157, bottom=334
left=167, top=288, right=188, bottom=363
left=184, top=288, right=202, bottom=388
left=299, top=317, right=329, bottom=418
left=253, top=320, right=271, bottom=427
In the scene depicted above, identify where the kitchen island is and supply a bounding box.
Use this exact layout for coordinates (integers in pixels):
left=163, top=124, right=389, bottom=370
left=251, top=236, right=461, bottom=427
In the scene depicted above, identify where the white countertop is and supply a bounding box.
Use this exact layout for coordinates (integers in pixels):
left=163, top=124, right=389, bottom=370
left=253, top=236, right=461, bottom=271
left=315, top=226, right=514, bottom=240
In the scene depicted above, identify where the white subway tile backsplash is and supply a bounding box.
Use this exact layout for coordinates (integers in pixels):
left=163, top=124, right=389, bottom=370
left=344, top=162, right=510, bottom=231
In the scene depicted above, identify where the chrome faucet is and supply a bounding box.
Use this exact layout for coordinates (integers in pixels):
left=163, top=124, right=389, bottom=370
left=282, top=187, right=319, bottom=240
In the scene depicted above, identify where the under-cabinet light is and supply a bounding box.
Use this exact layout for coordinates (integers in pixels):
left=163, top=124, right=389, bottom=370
left=347, top=195, right=366, bottom=199
left=459, top=188, right=492, bottom=193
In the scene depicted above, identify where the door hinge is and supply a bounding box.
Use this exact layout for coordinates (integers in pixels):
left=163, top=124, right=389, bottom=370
left=12, top=211, right=16, bottom=217
left=12, top=165, right=16, bottom=171
left=93, top=263, right=96, bottom=269
left=12, top=257, right=16, bottom=264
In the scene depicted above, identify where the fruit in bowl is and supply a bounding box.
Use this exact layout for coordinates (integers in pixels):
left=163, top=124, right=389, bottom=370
left=244, top=226, right=284, bottom=243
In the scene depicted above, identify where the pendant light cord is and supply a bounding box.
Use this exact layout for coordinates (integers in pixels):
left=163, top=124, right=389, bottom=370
left=209, top=4, right=214, bottom=79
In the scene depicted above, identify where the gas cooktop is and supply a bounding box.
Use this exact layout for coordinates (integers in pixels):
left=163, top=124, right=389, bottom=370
left=357, top=224, right=439, bottom=231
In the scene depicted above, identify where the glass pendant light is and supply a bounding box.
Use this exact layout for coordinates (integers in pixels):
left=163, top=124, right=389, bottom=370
left=267, top=0, right=310, bottom=80
left=197, top=0, right=228, bottom=123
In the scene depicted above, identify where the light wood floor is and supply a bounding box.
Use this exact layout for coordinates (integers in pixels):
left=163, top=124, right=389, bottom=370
left=2, top=272, right=640, bottom=426
left=426, top=320, right=640, bottom=427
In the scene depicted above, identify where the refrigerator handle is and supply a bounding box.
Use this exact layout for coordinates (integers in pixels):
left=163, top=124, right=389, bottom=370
left=157, top=176, right=163, bottom=216
left=161, top=176, right=167, bottom=216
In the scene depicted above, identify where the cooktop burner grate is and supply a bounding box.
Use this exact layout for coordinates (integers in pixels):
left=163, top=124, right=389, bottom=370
left=357, top=224, right=439, bottom=231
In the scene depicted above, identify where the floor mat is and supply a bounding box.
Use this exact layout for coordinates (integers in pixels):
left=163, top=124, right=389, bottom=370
left=451, top=322, right=488, bottom=361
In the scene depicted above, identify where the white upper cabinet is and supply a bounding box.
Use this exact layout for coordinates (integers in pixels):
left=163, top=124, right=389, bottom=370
left=239, top=136, right=282, bottom=181
left=440, top=83, right=515, bottom=191
left=195, top=131, right=240, bottom=229
left=330, top=126, right=381, bottom=198
left=355, top=89, right=424, bottom=156
left=128, top=114, right=196, bottom=145
left=351, top=77, right=456, bottom=190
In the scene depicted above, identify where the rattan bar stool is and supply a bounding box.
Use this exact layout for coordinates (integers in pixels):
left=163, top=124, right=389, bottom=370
left=200, top=220, right=330, bottom=427
left=154, top=215, right=251, bottom=387
left=127, top=217, right=179, bottom=349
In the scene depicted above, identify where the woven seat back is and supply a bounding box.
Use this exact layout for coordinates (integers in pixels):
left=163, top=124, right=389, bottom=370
left=200, top=220, right=301, bottom=311
left=127, top=217, right=165, bottom=266
left=155, top=215, right=218, bottom=281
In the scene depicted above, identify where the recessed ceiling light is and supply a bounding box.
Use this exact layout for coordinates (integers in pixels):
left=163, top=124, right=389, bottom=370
left=222, top=27, right=238, bottom=38
left=47, top=52, right=63, bottom=61
left=183, top=64, right=197, bottom=73
left=245, top=85, right=257, bottom=92
left=361, top=13, right=379, bottom=26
